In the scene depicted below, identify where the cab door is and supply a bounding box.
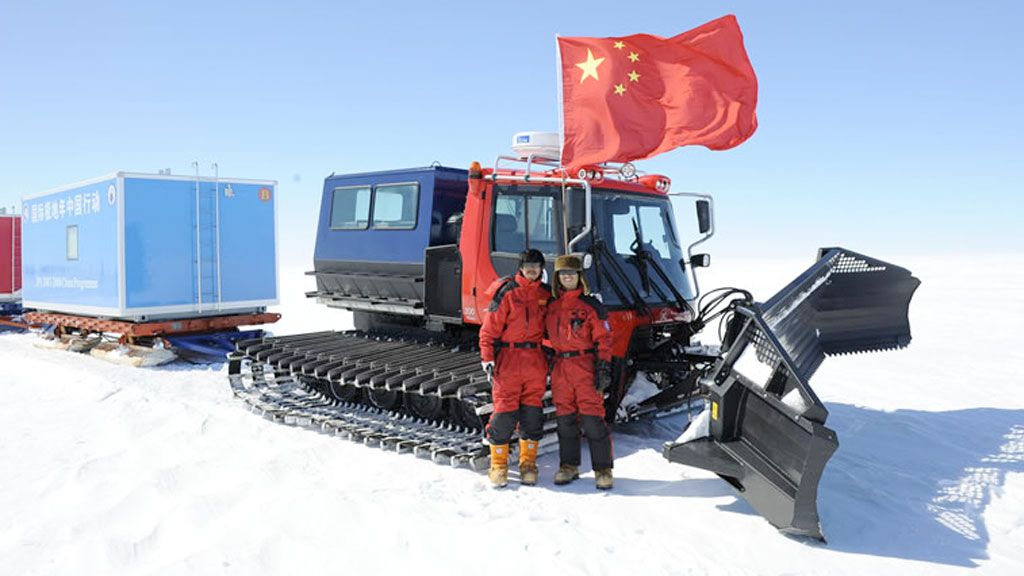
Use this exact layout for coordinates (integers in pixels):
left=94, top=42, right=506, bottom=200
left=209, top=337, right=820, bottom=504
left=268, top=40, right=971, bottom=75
left=489, top=184, right=562, bottom=281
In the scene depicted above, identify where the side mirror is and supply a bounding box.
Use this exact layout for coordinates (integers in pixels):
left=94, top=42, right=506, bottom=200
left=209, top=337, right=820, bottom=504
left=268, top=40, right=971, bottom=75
left=690, top=253, right=711, bottom=268
left=695, top=200, right=712, bottom=234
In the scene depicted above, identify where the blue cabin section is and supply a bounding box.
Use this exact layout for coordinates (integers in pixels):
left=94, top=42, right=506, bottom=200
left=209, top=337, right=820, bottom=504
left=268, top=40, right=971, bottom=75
left=22, top=176, right=121, bottom=315
left=312, top=166, right=468, bottom=312
left=23, top=172, right=278, bottom=320
left=314, top=166, right=467, bottom=267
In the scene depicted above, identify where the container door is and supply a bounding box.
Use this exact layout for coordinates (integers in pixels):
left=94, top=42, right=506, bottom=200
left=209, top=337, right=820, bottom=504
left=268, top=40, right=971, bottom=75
left=215, top=181, right=277, bottom=306
left=12, top=218, right=21, bottom=293
left=195, top=182, right=220, bottom=311
left=1, top=218, right=11, bottom=294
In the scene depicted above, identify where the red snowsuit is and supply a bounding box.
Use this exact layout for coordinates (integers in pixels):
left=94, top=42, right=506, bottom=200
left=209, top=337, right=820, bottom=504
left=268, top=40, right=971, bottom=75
left=546, top=288, right=613, bottom=417
left=479, top=273, right=551, bottom=444
left=546, top=287, right=615, bottom=471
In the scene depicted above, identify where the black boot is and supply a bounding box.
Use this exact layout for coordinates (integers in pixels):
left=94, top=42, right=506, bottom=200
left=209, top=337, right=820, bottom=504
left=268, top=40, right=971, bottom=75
left=555, top=413, right=582, bottom=485
left=554, top=464, right=580, bottom=485
left=581, top=415, right=613, bottom=471
left=556, top=413, right=581, bottom=466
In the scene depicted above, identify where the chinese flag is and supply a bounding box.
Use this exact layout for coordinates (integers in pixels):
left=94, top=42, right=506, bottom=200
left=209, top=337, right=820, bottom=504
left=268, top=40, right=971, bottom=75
left=558, top=15, right=758, bottom=168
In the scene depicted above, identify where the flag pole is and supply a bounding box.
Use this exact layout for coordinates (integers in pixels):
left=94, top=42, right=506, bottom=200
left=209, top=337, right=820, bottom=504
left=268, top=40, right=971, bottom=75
left=554, top=34, right=565, bottom=170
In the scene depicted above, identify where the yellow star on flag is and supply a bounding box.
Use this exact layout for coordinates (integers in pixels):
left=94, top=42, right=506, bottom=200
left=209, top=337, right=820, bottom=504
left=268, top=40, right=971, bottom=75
left=614, top=83, right=626, bottom=96
left=628, top=70, right=640, bottom=82
left=575, top=49, right=605, bottom=83
left=613, top=40, right=625, bottom=50
left=628, top=51, right=640, bottom=63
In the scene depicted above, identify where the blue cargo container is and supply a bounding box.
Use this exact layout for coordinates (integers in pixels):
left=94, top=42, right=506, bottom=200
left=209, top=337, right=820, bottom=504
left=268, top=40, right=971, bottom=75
left=22, top=172, right=278, bottom=321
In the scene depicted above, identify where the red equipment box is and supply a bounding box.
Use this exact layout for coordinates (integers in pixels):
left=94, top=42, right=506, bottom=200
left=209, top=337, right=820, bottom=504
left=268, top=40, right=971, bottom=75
left=1, top=215, right=22, bottom=300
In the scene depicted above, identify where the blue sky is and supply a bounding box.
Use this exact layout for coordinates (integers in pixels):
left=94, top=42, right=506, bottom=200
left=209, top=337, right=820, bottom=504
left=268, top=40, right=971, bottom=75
left=2, top=0, right=1021, bottom=264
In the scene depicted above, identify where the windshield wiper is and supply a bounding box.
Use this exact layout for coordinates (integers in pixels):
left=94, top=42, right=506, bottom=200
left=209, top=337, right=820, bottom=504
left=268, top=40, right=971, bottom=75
left=595, top=242, right=649, bottom=316
left=590, top=245, right=627, bottom=304
left=588, top=227, right=649, bottom=315
left=629, top=218, right=692, bottom=315
left=629, top=219, right=653, bottom=294
left=641, top=250, right=693, bottom=315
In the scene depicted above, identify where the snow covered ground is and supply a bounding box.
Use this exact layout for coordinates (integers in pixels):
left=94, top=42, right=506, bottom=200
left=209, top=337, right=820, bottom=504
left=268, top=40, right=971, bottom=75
left=1, top=254, right=1022, bottom=575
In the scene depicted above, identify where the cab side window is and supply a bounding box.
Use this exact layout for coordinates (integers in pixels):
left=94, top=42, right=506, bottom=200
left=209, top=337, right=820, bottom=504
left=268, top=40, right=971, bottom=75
left=526, top=195, right=556, bottom=255
left=494, top=195, right=525, bottom=253
left=372, top=183, right=418, bottom=230
left=493, top=188, right=560, bottom=256
left=330, top=183, right=420, bottom=231
left=330, top=186, right=372, bottom=230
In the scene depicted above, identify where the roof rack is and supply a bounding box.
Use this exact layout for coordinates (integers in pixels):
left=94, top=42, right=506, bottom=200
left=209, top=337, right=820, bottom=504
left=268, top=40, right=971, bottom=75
left=492, top=154, right=646, bottom=183
left=492, top=154, right=564, bottom=180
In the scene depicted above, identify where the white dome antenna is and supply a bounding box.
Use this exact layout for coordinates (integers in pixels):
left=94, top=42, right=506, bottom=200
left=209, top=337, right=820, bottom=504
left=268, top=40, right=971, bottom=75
left=511, top=131, right=560, bottom=161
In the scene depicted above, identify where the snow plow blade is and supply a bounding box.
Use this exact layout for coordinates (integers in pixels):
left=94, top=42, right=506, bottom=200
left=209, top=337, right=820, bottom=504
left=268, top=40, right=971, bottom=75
left=664, top=248, right=920, bottom=540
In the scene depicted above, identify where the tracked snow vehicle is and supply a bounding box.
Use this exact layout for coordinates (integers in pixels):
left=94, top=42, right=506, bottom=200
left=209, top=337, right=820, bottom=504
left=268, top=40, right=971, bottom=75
left=229, top=135, right=919, bottom=539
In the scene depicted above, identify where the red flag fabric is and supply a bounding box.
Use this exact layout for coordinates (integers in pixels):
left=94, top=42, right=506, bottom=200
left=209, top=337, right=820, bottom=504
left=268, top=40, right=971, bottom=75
left=558, top=15, right=758, bottom=168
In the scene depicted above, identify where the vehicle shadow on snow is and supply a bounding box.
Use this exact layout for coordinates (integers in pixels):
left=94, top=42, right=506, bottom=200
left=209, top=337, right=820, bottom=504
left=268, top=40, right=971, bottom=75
left=528, top=468, right=736, bottom=500
left=533, top=411, right=749, bottom=501
left=820, top=404, right=1023, bottom=567
left=592, top=404, right=1022, bottom=567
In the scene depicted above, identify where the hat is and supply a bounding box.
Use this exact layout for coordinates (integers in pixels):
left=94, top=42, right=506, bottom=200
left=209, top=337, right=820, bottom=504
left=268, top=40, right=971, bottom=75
left=552, top=254, right=588, bottom=296
left=554, top=255, right=582, bottom=273
left=518, top=249, right=545, bottom=268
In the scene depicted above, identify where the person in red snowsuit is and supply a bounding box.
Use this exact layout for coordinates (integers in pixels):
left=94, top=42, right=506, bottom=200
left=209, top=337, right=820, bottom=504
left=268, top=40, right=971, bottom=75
left=478, top=249, right=551, bottom=488
left=546, top=255, right=615, bottom=489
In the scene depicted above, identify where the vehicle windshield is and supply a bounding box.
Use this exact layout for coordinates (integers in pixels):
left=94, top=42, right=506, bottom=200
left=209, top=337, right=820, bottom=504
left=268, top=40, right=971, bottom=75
left=568, top=188, right=694, bottom=308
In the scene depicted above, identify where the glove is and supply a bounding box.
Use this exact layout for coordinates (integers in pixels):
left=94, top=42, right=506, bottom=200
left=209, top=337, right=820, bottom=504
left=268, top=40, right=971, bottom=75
left=481, top=361, right=495, bottom=378
left=595, top=360, right=613, bottom=392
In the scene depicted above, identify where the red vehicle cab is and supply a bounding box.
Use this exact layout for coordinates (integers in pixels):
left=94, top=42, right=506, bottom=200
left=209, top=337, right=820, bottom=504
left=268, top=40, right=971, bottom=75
left=459, top=153, right=712, bottom=359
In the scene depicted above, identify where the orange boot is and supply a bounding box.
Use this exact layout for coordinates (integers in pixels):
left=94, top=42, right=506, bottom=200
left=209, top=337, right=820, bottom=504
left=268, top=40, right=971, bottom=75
left=519, top=439, right=539, bottom=485
left=489, top=444, right=509, bottom=488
